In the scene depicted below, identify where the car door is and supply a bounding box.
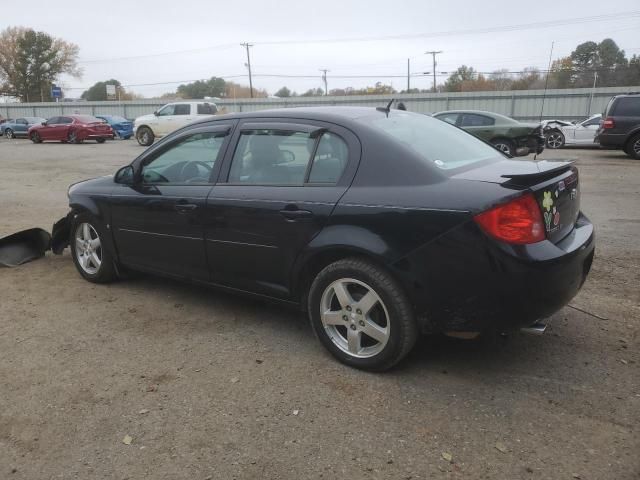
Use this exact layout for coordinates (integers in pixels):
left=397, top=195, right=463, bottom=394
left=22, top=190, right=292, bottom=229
left=459, top=113, right=496, bottom=142
left=13, top=118, right=28, bottom=135
left=110, top=123, right=234, bottom=280
left=39, top=117, right=61, bottom=140
left=167, top=103, right=192, bottom=133
left=573, top=117, right=601, bottom=144
left=154, top=104, right=176, bottom=136
left=204, top=119, right=360, bottom=299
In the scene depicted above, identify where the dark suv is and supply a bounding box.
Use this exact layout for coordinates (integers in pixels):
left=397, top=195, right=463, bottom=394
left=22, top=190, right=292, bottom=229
left=597, top=93, right=640, bottom=159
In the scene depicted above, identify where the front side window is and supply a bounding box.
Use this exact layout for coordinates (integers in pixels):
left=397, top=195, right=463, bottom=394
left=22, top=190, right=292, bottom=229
left=60, top=117, right=73, bottom=124
left=228, top=130, right=312, bottom=185
left=461, top=114, right=495, bottom=127
left=47, top=117, right=60, bottom=124
left=17, top=118, right=27, bottom=125
left=361, top=111, right=500, bottom=171
left=308, top=133, right=349, bottom=183
left=156, top=105, right=175, bottom=116
left=173, top=104, right=191, bottom=115
left=141, top=131, right=226, bottom=184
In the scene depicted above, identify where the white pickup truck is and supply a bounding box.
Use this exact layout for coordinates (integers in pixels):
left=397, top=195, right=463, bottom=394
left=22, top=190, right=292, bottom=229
left=134, top=101, right=218, bottom=146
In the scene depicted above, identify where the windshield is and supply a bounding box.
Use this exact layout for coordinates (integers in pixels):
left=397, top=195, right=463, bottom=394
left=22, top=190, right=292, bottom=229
left=359, top=111, right=501, bottom=170
left=74, top=115, right=101, bottom=124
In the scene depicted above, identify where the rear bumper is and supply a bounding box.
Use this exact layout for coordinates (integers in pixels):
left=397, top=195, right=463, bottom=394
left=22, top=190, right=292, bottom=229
left=597, top=132, right=626, bottom=149
left=399, top=213, right=595, bottom=333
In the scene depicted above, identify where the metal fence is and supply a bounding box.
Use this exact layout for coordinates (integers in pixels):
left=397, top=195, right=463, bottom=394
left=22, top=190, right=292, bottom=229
left=1, top=86, right=637, bottom=123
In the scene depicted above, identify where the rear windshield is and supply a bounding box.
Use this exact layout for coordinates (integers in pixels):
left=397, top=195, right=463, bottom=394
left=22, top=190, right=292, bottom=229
left=108, top=115, right=128, bottom=123
left=359, top=111, right=500, bottom=170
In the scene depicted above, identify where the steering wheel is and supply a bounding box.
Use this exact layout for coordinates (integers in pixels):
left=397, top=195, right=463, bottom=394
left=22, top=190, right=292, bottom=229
left=180, top=160, right=212, bottom=183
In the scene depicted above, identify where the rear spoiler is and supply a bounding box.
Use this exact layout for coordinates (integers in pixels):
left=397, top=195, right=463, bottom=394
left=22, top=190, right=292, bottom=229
left=501, top=160, right=574, bottom=186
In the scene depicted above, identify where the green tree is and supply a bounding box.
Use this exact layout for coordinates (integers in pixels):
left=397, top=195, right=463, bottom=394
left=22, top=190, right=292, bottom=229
left=177, top=77, right=226, bottom=98
left=0, top=26, right=80, bottom=102
left=570, top=39, right=628, bottom=87
left=443, top=65, right=477, bottom=92
left=274, top=86, right=291, bottom=97
left=300, top=87, right=325, bottom=97
left=81, top=79, right=122, bottom=101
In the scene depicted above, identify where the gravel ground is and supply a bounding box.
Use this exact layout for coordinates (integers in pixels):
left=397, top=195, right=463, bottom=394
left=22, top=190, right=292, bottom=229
left=0, top=138, right=638, bottom=480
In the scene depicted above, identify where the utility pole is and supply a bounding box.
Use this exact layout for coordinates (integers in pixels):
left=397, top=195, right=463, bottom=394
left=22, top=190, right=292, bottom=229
left=240, top=43, right=254, bottom=98
left=320, top=69, right=330, bottom=95
left=425, top=50, right=443, bottom=92
left=407, top=58, right=410, bottom=91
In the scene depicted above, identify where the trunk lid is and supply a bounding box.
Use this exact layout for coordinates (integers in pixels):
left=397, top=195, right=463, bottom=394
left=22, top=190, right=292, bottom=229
left=454, top=159, right=580, bottom=244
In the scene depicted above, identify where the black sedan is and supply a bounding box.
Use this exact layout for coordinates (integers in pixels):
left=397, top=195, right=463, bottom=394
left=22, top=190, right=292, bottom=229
left=52, top=107, right=595, bottom=371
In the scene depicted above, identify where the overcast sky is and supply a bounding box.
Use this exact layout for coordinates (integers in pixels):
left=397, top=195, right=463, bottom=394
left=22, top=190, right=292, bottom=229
left=3, top=0, right=640, bottom=98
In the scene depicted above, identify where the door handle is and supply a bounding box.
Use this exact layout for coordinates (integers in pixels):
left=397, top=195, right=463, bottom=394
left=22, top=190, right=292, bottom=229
left=279, top=208, right=313, bottom=221
left=174, top=203, right=198, bottom=213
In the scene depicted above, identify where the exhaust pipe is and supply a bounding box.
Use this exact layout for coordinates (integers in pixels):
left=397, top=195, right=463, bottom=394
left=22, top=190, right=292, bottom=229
left=520, top=321, right=548, bottom=336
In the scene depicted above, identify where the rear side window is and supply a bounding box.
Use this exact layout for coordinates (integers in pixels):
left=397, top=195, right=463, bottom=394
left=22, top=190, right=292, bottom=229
left=228, top=129, right=313, bottom=185
left=174, top=104, right=191, bottom=115
left=60, top=117, right=73, bottom=124
left=48, top=117, right=60, bottom=124
left=613, top=97, right=640, bottom=116
left=461, top=114, right=495, bottom=127
left=308, top=133, right=349, bottom=183
left=197, top=103, right=217, bottom=114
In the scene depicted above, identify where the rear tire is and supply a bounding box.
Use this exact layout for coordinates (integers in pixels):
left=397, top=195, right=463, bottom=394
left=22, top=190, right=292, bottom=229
left=68, top=129, right=80, bottom=144
left=70, top=212, right=117, bottom=283
left=136, top=126, right=154, bottom=146
left=308, top=258, right=418, bottom=371
left=626, top=133, right=640, bottom=160
left=546, top=130, right=565, bottom=149
left=491, top=138, right=516, bottom=157
left=30, top=132, right=42, bottom=143
left=96, top=138, right=106, bottom=144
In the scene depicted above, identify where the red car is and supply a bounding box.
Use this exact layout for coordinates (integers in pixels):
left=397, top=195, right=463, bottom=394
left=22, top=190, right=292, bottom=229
left=28, top=115, right=113, bottom=144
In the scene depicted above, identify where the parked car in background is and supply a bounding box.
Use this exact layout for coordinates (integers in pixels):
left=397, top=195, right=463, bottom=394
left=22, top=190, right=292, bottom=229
left=0, top=118, right=15, bottom=134
left=96, top=115, right=133, bottom=140
left=52, top=107, right=594, bottom=371
left=134, top=101, right=218, bottom=146
left=28, top=115, right=113, bottom=144
left=2, top=117, right=47, bottom=139
left=596, top=93, right=640, bottom=159
left=543, top=114, right=601, bottom=149
left=433, top=110, right=545, bottom=157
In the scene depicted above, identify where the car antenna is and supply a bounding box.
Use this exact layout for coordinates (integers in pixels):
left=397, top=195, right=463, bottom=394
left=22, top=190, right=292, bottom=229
left=376, top=98, right=395, bottom=116
left=535, top=41, right=554, bottom=161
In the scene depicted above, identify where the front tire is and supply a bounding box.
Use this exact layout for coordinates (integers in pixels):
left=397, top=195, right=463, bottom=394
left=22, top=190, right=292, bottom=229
left=30, top=132, right=42, bottom=143
left=136, top=126, right=154, bottom=146
left=96, top=138, right=106, bottom=144
left=308, top=258, right=418, bottom=371
left=70, top=212, right=117, bottom=283
left=5, top=128, right=14, bottom=139
left=626, top=133, right=640, bottom=160
left=546, top=130, right=565, bottom=149
left=491, top=139, right=516, bottom=157
left=68, top=129, right=80, bottom=144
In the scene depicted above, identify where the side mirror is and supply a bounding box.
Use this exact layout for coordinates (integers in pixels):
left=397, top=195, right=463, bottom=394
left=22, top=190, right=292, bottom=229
left=153, top=110, right=158, bottom=116
left=114, top=165, right=135, bottom=185
left=41, top=121, right=47, bottom=126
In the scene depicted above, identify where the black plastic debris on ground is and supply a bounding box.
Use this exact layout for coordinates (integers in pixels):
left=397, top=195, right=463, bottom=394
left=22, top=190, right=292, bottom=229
left=0, top=228, right=52, bottom=267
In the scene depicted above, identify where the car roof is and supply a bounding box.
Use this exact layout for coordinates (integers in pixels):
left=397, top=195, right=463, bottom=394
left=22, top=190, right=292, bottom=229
left=433, top=110, right=518, bottom=123
left=188, top=106, right=391, bottom=128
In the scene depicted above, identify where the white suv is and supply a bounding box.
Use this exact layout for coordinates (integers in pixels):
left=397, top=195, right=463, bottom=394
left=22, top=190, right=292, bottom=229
left=134, top=101, right=218, bottom=146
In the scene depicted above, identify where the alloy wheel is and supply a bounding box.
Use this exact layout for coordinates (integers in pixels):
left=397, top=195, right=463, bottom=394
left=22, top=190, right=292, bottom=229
left=634, top=138, right=640, bottom=156
left=495, top=143, right=511, bottom=154
left=6, top=129, right=14, bottom=139
left=546, top=132, right=564, bottom=148
left=75, top=223, right=102, bottom=275
left=320, top=278, right=390, bottom=358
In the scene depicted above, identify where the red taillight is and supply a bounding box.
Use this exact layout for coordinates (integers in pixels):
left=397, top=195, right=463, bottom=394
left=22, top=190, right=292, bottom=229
left=474, top=193, right=545, bottom=245
left=603, top=117, right=615, bottom=129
